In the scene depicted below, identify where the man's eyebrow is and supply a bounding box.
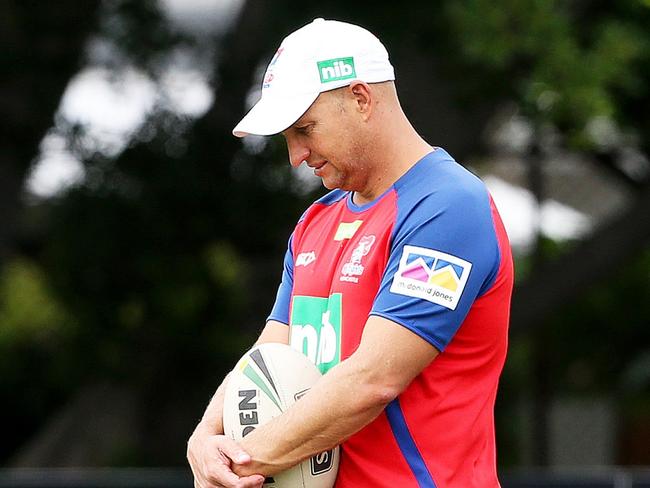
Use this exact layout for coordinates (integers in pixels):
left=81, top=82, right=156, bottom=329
left=288, top=120, right=314, bottom=133
left=292, top=120, right=311, bottom=128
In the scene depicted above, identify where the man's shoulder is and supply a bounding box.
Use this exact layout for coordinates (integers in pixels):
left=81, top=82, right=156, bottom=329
left=395, top=148, right=489, bottom=209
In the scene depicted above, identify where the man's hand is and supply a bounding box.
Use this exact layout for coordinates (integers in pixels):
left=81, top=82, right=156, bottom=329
left=187, top=321, right=288, bottom=487
left=187, top=428, right=265, bottom=488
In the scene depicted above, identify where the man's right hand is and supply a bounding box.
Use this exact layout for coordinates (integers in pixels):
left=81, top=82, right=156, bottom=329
left=188, top=322, right=288, bottom=487
left=187, top=428, right=265, bottom=488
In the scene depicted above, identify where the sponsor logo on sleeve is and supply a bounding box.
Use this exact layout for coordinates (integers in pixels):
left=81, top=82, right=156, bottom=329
left=390, top=245, right=472, bottom=310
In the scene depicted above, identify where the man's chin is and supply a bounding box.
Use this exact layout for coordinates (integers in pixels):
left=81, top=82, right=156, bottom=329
left=321, top=178, right=347, bottom=191
left=321, top=179, right=337, bottom=190
left=318, top=171, right=346, bottom=189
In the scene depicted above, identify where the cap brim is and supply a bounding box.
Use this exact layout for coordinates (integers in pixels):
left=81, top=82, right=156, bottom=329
left=232, top=91, right=320, bottom=138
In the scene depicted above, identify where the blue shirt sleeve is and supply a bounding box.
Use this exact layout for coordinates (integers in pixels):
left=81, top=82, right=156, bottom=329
left=266, top=233, right=294, bottom=325
left=370, top=161, right=500, bottom=352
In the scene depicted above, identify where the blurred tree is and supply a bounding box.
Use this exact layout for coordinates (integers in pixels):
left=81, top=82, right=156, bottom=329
left=0, top=0, right=101, bottom=463
left=0, top=0, right=100, bottom=259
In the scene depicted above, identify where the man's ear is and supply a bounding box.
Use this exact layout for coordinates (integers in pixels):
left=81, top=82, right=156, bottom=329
left=348, top=81, right=372, bottom=120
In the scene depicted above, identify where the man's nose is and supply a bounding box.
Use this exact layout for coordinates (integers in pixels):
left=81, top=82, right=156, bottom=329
left=287, top=139, right=310, bottom=168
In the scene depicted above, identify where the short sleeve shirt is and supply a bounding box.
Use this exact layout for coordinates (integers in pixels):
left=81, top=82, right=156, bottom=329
left=268, top=148, right=513, bottom=488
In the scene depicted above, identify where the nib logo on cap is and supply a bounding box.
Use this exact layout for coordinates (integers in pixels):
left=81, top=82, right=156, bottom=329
left=317, top=57, right=356, bottom=83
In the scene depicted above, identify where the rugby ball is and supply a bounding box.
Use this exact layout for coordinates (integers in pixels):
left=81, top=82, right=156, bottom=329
left=223, top=343, right=339, bottom=488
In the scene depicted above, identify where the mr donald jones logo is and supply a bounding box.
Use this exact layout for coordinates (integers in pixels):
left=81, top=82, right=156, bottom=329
left=317, top=57, right=356, bottom=83
left=390, top=245, right=472, bottom=310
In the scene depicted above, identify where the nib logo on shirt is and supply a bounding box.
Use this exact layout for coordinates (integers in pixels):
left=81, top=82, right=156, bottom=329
left=390, top=245, right=472, bottom=310
left=290, top=294, right=342, bottom=374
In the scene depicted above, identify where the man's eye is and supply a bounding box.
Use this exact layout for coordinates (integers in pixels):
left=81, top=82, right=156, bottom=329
left=297, top=124, right=313, bottom=134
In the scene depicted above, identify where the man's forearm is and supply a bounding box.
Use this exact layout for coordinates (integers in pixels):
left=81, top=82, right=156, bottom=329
left=193, top=372, right=231, bottom=435
left=236, top=356, right=393, bottom=476
left=193, top=321, right=289, bottom=437
left=234, top=315, right=439, bottom=477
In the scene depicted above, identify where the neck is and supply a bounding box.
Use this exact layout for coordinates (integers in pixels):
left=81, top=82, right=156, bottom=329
left=353, top=114, right=433, bottom=205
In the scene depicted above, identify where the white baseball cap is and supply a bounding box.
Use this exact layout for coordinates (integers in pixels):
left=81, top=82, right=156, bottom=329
left=232, top=18, right=395, bottom=138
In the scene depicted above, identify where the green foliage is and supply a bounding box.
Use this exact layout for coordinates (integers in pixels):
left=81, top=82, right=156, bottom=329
left=0, top=258, right=73, bottom=346
left=547, top=245, right=650, bottom=395
left=445, top=0, right=650, bottom=146
left=0, top=257, right=78, bottom=461
left=497, top=243, right=650, bottom=465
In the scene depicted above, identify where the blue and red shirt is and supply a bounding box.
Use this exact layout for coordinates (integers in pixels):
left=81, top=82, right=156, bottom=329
left=268, top=148, right=513, bottom=487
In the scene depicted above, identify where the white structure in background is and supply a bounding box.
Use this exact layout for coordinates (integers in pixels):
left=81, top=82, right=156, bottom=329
left=26, top=63, right=214, bottom=199
left=27, top=132, right=86, bottom=199
left=25, top=0, right=238, bottom=199
left=158, top=0, right=243, bottom=35
left=484, top=175, right=592, bottom=253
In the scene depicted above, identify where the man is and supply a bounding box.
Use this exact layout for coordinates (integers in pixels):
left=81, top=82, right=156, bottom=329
left=188, top=18, right=513, bottom=488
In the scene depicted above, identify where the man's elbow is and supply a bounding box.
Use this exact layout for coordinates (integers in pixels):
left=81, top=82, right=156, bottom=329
left=353, top=365, right=404, bottom=409
left=367, top=384, right=401, bottom=408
